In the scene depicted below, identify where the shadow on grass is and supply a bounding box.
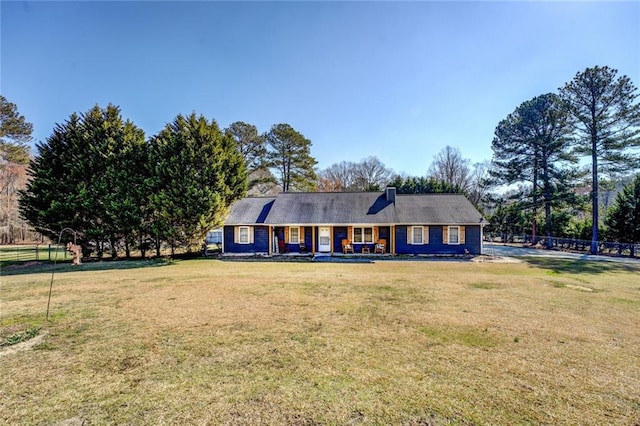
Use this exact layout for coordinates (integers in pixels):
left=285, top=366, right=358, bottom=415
left=1, top=258, right=174, bottom=277
left=522, top=256, right=640, bottom=275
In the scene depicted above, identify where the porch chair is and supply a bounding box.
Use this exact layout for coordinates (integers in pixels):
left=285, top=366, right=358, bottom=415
left=342, top=239, right=354, bottom=254
left=374, top=239, right=386, bottom=254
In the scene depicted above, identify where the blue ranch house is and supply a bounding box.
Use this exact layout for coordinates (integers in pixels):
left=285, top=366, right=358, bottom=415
left=220, top=187, right=486, bottom=256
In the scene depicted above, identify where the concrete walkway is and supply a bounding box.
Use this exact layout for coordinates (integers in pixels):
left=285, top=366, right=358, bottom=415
left=483, top=243, right=640, bottom=265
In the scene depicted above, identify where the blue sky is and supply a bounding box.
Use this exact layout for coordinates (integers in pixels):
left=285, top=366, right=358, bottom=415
left=2, top=1, right=639, bottom=177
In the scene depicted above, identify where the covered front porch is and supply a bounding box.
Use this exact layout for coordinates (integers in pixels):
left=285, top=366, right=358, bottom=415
left=270, top=225, right=393, bottom=255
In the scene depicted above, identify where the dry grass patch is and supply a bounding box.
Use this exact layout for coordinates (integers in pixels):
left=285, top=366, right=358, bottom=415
left=1, top=259, right=639, bottom=425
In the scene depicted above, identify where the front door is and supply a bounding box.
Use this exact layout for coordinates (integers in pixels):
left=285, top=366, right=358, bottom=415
left=318, top=227, right=331, bottom=252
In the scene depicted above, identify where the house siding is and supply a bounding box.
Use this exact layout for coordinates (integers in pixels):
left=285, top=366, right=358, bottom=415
left=394, top=225, right=481, bottom=255
left=464, top=226, right=482, bottom=254
left=224, top=226, right=270, bottom=253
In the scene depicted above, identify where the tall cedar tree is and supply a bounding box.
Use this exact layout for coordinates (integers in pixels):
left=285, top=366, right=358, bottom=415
left=19, top=105, right=146, bottom=256
left=0, top=95, right=32, bottom=165
left=604, top=174, right=640, bottom=245
left=560, top=66, right=640, bottom=254
left=148, top=113, right=246, bottom=255
left=491, top=93, right=578, bottom=246
left=265, top=124, right=317, bottom=192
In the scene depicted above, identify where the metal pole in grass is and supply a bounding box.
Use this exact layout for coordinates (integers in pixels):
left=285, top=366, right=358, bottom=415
left=46, top=228, right=78, bottom=321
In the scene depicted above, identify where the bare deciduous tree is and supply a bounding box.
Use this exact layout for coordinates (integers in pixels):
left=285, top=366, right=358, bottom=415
left=318, top=161, right=357, bottom=192
left=427, top=146, right=471, bottom=191
left=353, top=156, right=394, bottom=191
left=318, top=156, right=394, bottom=192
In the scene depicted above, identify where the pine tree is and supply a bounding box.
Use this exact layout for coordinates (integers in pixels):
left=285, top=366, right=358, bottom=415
left=265, top=124, right=317, bottom=192
left=491, top=93, right=579, bottom=247
left=0, top=95, right=32, bottom=164
left=560, top=66, right=640, bottom=254
left=0, top=96, right=33, bottom=243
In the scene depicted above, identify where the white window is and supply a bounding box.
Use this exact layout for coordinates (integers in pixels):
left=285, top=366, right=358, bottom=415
left=448, top=226, right=460, bottom=244
left=239, top=226, right=250, bottom=244
left=353, top=227, right=374, bottom=244
left=289, top=227, right=300, bottom=244
left=412, top=226, right=423, bottom=244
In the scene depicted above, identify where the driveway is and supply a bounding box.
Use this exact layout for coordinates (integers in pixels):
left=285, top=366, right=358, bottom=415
left=483, top=243, right=640, bottom=265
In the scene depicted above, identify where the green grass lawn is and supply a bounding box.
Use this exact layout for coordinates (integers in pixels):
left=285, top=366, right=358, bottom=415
left=1, top=258, right=639, bottom=425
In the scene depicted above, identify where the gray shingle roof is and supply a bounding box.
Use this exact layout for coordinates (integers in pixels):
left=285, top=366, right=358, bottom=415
left=395, top=194, right=486, bottom=224
left=225, top=197, right=276, bottom=225
left=225, top=191, right=485, bottom=226
left=265, top=192, right=397, bottom=224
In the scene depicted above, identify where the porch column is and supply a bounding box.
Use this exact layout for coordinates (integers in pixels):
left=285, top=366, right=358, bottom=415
left=268, top=226, right=272, bottom=255
left=330, top=226, right=334, bottom=255
left=391, top=225, right=396, bottom=255
left=312, top=226, right=316, bottom=255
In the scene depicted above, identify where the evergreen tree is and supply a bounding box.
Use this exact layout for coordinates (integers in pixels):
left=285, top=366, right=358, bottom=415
left=0, top=96, right=33, bottom=243
left=0, top=95, right=32, bottom=165
left=20, top=112, right=87, bottom=241
left=225, top=121, right=275, bottom=193
left=486, top=198, right=529, bottom=242
left=265, top=124, right=317, bottom=192
left=148, top=113, right=246, bottom=255
left=389, top=175, right=463, bottom=194
left=604, top=174, right=640, bottom=244
left=490, top=93, right=579, bottom=247
left=81, top=105, right=147, bottom=257
left=225, top=121, right=266, bottom=173
left=19, top=105, right=147, bottom=255
left=560, top=66, right=640, bottom=253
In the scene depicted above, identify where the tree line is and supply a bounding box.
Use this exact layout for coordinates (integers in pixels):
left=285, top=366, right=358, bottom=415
left=5, top=105, right=322, bottom=257
left=17, top=106, right=246, bottom=257
left=2, top=65, right=639, bottom=255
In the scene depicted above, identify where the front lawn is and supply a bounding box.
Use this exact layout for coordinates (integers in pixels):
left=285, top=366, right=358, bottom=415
left=1, top=259, right=639, bottom=424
